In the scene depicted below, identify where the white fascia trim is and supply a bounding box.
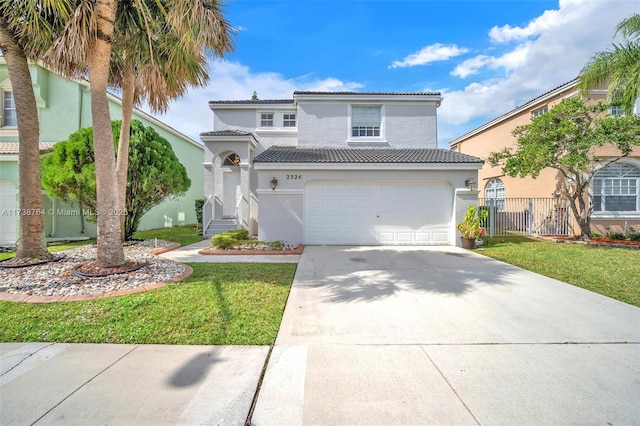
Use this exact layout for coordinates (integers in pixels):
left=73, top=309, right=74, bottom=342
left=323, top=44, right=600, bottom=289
left=254, top=163, right=483, bottom=171
left=294, top=93, right=442, bottom=105
left=0, top=155, right=18, bottom=161
left=448, top=84, right=581, bottom=147
left=255, top=128, right=298, bottom=136
left=200, top=135, right=258, bottom=148
left=256, top=189, right=304, bottom=195
left=592, top=212, right=640, bottom=219
left=209, top=103, right=296, bottom=110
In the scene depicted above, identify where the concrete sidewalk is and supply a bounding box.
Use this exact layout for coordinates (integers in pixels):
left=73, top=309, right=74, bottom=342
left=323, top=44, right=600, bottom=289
left=1, top=343, right=267, bottom=425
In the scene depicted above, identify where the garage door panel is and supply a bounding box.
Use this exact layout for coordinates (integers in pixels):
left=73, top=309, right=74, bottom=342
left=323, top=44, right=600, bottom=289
left=305, top=180, right=452, bottom=245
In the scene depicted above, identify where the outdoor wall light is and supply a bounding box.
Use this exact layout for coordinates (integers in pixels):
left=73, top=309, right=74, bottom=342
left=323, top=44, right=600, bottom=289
left=464, top=178, right=476, bottom=191
left=270, top=177, right=278, bottom=191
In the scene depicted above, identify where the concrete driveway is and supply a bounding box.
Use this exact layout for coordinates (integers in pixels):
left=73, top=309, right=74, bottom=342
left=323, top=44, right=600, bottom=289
left=253, top=245, right=640, bottom=425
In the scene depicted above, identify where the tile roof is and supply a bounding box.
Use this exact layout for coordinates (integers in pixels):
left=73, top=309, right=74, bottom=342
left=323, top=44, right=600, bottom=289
left=254, top=146, right=483, bottom=164
left=208, top=99, right=294, bottom=105
left=0, top=142, right=57, bottom=155
left=294, top=91, right=441, bottom=96
left=200, top=130, right=254, bottom=137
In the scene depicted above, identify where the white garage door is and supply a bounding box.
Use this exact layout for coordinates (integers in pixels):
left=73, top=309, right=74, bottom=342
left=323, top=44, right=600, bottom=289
left=0, top=180, right=17, bottom=246
left=305, top=180, right=452, bottom=245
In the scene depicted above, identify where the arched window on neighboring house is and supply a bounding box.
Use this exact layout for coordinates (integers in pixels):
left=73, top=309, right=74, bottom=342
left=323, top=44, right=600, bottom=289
left=592, top=162, right=640, bottom=214
left=485, top=178, right=505, bottom=210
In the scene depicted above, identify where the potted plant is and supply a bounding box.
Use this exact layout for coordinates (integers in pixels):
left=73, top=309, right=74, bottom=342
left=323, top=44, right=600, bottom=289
left=457, top=205, right=488, bottom=249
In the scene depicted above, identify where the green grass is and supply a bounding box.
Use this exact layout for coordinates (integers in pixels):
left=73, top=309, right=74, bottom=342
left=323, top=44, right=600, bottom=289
left=0, top=239, right=95, bottom=261
left=0, top=263, right=296, bottom=345
left=480, top=237, right=640, bottom=307
left=133, top=224, right=204, bottom=246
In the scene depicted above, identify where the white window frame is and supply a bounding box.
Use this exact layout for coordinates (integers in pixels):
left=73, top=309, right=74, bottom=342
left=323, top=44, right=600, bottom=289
left=259, top=112, right=274, bottom=127
left=609, top=105, right=624, bottom=117
left=348, top=104, right=385, bottom=142
left=592, top=162, right=640, bottom=217
left=2, top=90, right=17, bottom=128
left=484, top=178, right=505, bottom=211
left=531, top=105, right=548, bottom=119
left=283, top=113, right=296, bottom=127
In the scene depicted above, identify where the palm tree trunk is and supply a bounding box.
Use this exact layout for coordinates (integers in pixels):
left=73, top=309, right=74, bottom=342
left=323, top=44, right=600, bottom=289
left=0, top=22, right=49, bottom=259
left=87, top=0, right=124, bottom=267
left=116, top=67, right=135, bottom=242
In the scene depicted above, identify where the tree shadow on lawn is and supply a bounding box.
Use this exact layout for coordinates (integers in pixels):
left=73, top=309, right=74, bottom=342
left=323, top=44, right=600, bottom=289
left=296, top=246, right=523, bottom=303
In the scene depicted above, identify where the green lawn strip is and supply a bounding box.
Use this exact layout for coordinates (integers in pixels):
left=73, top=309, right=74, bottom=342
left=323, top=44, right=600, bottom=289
left=0, top=263, right=296, bottom=345
left=0, top=239, right=96, bottom=261
left=133, top=225, right=204, bottom=247
left=481, top=237, right=640, bottom=307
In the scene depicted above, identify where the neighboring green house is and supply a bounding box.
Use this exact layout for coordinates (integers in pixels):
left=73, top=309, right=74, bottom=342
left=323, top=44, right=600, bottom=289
left=0, top=57, right=204, bottom=247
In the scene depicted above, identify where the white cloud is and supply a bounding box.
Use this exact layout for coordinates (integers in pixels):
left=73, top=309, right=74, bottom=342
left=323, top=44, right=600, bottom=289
left=439, top=0, right=637, bottom=146
left=154, top=61, right=364, bottom=141
left=488, top=0, right=596, bottom=43
left=450, top=55, right=493, bottom=78
left=389, top=43, right=470, bottom=69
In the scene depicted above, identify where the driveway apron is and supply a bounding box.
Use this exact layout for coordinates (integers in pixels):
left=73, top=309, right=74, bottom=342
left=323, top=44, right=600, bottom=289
left=252, top=245, right=640, bottom=425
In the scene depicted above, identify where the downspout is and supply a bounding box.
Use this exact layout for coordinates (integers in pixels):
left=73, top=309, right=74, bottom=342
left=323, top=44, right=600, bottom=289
left=79, top=202, right=86, bottom=234
left=50, top=198, right=56, bottom=237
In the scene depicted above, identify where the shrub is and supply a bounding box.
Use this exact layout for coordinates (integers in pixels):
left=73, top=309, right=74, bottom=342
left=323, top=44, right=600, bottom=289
left=591, top=231, right=604, bottom=238
left=211, top=229, right=249, bottom=249
left=608, top=232, right=626, bottom=240
left=629, top=233, right=640, bottom=241
left=211, top=234, right=237, bottom=249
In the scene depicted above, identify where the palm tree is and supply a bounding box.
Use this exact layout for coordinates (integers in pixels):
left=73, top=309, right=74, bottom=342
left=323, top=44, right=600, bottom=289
left=45, top=0, right=125, bottom=267
left=580, top=14, right=640, bottom=115
left=0, top=1, right=72, bottom=260
left=110, top=1, right=233, bottom=240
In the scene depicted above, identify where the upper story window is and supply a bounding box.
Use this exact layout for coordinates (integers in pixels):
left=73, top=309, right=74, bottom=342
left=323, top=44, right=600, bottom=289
left=531, top=105, right=548, bottom=119
left=283, top=113, right=296, bottom=127
left=2, top=90, right=17, bottom=127
left=351, top=105, right=381, bottom=137
left=260, top=113, right=274, bottom=127
left=609, top=105, right=624, bottom=117
left=484, top=178, right=505, bottom=210
left=592, top=162, right=640, bottom=213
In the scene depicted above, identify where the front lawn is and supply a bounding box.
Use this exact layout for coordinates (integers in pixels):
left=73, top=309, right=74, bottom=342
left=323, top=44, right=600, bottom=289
left=480, top=237, right=640, bottom=307
left=0, top=263, right=296, bottom=345
left=0, top=239, right=95, bottom=261
left=133, top=224, right=204, bottom=246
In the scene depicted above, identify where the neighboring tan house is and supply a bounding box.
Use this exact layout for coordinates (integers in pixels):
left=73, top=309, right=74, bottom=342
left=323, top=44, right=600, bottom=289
left=0, top=58, right=204, bottom=247
left=201, top=91, right=484, bottom=246
left=449, top=78, right=640, bottom=235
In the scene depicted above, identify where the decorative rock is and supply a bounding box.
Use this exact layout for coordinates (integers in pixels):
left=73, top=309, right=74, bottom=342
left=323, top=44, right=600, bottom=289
left=0, top=240, right=186, bottom=297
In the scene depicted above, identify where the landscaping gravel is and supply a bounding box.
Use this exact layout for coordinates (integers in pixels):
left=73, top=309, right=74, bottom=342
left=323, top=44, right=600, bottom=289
left=0, top=240, right=185, bottom=297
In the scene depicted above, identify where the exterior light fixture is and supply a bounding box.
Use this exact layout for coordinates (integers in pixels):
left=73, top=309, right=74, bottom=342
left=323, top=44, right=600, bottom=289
left=464, top=178, right=476, bottom=191
left=270, top=177, right=278, bottom=191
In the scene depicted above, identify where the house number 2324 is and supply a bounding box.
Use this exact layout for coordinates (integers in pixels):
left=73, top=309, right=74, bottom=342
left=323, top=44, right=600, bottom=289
left=286, top=174, right=302, bottom=180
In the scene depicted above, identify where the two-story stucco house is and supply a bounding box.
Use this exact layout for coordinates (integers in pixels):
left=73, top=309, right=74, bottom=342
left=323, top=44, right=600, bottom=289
left=201, top=91, right=484, bottom=246
left=449, top=79, right=640, bottom=236
left=0, top=58, right=204, bottom=247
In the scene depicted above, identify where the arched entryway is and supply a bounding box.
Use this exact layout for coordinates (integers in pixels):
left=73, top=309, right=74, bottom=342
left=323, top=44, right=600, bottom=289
left=222, top=153, right=241, bottom=217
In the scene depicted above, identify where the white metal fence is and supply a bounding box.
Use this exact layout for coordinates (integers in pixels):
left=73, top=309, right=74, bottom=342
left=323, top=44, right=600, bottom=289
left=478, top=198, right=573, bottom=237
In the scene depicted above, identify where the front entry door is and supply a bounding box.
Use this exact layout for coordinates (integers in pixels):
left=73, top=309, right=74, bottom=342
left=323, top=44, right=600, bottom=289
left=223, top=167, right=241, bottom=217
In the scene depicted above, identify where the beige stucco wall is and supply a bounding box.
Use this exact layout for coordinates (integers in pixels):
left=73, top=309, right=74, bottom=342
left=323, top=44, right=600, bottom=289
left=451, top=85, right=640, bottom=235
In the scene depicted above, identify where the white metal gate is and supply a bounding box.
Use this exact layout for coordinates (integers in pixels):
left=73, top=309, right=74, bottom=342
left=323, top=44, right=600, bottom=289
left=478, top=198, right=572, bottom=237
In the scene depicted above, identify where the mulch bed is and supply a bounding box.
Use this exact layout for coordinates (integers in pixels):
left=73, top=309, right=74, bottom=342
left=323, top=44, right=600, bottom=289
left=72, top=260, right=149, bottom=277
left=543, top=236, right=640, bottom=249
left=0, top=255, right=64, bottom=269
left=199, top=244, right=304, bottom=255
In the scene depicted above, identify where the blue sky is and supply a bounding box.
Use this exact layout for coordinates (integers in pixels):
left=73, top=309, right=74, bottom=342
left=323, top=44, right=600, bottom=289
left=157, top=0, right=640, bottom=148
